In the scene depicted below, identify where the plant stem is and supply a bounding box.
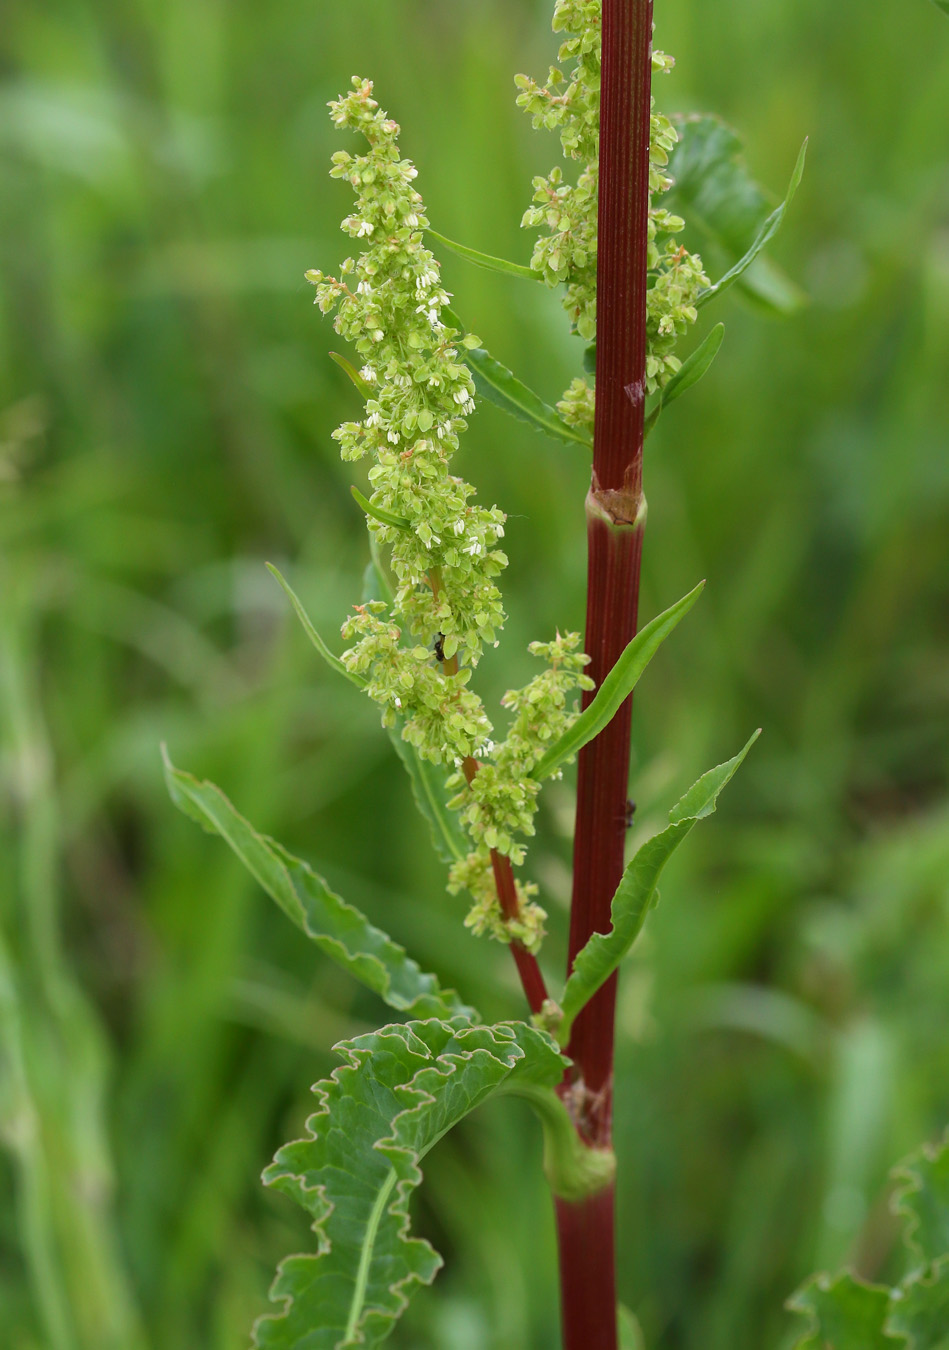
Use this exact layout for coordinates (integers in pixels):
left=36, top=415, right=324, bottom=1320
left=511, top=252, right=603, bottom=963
left=557, top=1, right=654, bottom=1346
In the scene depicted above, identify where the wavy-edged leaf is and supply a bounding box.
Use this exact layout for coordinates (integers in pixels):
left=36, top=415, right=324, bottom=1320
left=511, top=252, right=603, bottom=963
left=531, top=582, right=705, bottom=783
left=330, top=351, right=372, bottom=397
left=644, top=323, right=725, bottom=437
left=162, top=751, right=471, bottom=1019
left=466, top=346, right=591, bottom=448
left=351, top=484, right=411, bottom=532
left=787, top=1273, right=896, bottom=1349
left=893, top=1131, right=949, bottom=1266
left=266, top=563, right=364, bottom=689
left=427, top=229, right=541, bottom=281
left=664, top=115, right=807, bottom=315
left=253, top=1018, right=566, bottom=1349
left=557, top=731, right=759, bottom=1043
left=886, top=1263, right=949, bottom=1348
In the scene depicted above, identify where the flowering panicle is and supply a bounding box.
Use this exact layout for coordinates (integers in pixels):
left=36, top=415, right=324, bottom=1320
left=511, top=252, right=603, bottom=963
left=310, top=79, right=593, bottom=952
left=516, top=1, right=709, bottom=425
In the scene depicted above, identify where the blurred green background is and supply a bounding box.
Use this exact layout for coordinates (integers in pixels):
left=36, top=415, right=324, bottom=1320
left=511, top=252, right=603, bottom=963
left=1, top=0, right=948, bottom=1347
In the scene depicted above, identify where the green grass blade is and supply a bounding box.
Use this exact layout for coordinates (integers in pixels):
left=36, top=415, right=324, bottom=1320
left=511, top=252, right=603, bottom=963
left=162, top=750, right=471, bottom=1019
left=531, top=582, right=706, bottom=783
left=253, top=1019, right=565, bottom=1348
left=466, top=346, right=592, bottom=448
left=557, top=732, right=760, bottom=1044
left=698, top=140, right=808, bottom=309
left=265, top=562, right=365, bottom=688
left=427, top=229, right=541, bottom=281
left=644, top=323, right=725, bottom=437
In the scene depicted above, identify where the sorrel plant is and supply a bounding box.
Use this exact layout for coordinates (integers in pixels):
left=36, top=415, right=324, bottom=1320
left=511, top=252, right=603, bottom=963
left=161, top=1, right=903, bottom=1346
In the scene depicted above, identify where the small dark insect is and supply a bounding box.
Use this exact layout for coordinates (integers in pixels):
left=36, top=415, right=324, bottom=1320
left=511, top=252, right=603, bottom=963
left=624, top=799, right=637, bottom=829
left=433, top=632, right=446, bottom=663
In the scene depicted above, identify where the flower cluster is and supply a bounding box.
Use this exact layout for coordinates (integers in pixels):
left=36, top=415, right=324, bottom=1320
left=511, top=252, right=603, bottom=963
left=311, top=79, right=592, bottom=951
left=516, top=0, right=709, bottom=423
left=447, top=634, right=593, bottom=951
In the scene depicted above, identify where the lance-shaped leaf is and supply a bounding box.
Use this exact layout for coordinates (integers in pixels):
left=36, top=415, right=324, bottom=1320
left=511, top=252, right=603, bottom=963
left=162, top=751, right=471, bottom=1019
left=664, top=115, right=806, bottom=316
left=698, top=140, right=807, bottom=310
left=531, top=582, right=705, bottom=783
left=466, top=345, right=592, bottom=448
left=556, top=731, right=759, bottom=1043
left=351, top=485, right=412, bottom=532
left=253, top=1018, right=566, bottom=1349
left=427, top=229, right=541, bottom=281
left=886, top=1264, right=949, bottom=1348
left=892, top=1131, right=949, bottom=1267
left=644, top=323, right=725, bottom=437
left=266, top=563, right=364, bottom=689
left=329, top=351, right=372, bottom=398
left=359, top=550, right=467, bottom=866
left=787, top=1273, right=896, bottom=1349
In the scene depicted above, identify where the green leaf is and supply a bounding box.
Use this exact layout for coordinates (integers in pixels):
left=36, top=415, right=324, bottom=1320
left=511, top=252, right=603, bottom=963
left=329, top=351, right=371, bottom=398
left=644, top=323, right=725, bottom=437
left=557, top=731, right=759, bottom=1043
left=427, top=229, right=541, bottom=281
left=162, top=750, right=471, bottom=1020
left=886, top=1264, right=949, bottom=1349
left=386, top=728, right=468, bottom=865
left=351, top=484, right=412, bottom=532
left=893, top=1132, right=949, bottom=1266
left=618, top=1304, right=646, bottom=1350
left=465, top=346, right=592, bottom=448
left=664, top=115, right=807, bottom=315
left=787, top=1273, right=896, bottom=1349
left=930, top=0, right=949, bottom=16
left=531, top=582, right=705, bottom=783
left=359, top=549, right=467, bottom=866
left=266, top=563, right=364, bottom=689
left=253, top=1018, right=566, bottom=1349
left=697, top=140, right=807, bottom=310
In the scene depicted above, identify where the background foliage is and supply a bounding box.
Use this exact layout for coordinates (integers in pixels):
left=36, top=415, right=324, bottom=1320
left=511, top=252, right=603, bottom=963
left=1, top=1, right=948, bottom=1347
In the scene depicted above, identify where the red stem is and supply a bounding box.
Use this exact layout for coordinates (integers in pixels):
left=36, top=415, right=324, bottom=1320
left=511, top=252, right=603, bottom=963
left=461, top=756, right=549, bottom=1016
left=556, top=2, right=654, bottom=1347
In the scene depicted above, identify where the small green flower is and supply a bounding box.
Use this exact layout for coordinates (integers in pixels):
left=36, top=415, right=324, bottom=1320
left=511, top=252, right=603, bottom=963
left=518, top=5, right=709, bottom=402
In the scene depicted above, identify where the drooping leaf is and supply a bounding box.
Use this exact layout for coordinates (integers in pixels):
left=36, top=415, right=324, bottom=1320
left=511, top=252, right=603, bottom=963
left=664, top=115, right=807, bottom=315
left=359, top=548, right=467, bottom=866
left=427, top=229, right=541, bottom=281
left=557, top=731, right=759, bottom=1043
left=329, top=350, right=372, bottom=397
left=787, top=1273, right=896, bottom=1349
left=351, top=484, right=412, bottom=532
left=253, top=1018, right=566, bottom=1349
left=892, top=1132, right=949, bottom=1267
left=531, top=582, right=705, bottom=783
left=644, top=323, right=725, bottom=437
left=162, top=751, right=471, bottom=1019
left=266, top=563, right=364, bottom=689
left=385, top=730, right=467, bottom=865
left=886, top=1263, right=949, bottom=1349
left=466, top=345, right=592, bottom=448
